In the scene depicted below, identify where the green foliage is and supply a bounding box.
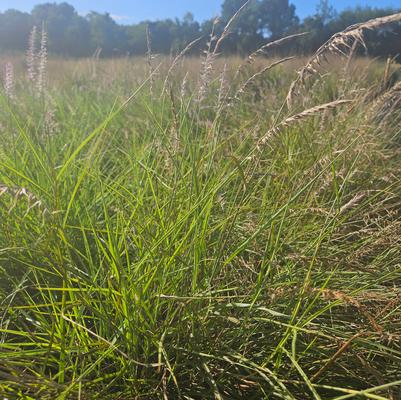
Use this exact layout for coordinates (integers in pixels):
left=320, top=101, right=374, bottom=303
left=0, top=9, right=32, bottom=52
left=0, top=39, right=401, bottom=398
left=87, top=12, right=127, bottom=56
left=31, top=3, right=92, bottom=56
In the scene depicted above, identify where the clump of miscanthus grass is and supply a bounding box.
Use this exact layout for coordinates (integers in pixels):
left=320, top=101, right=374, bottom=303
left=0, top=8, right=401, bottom=400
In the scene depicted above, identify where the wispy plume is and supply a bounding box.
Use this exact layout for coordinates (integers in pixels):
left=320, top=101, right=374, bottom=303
left=36, top=24, right=48, bottom=96
left=180, top=72, right=189, bottom=102
left=198, top=17, right=219, bottom=103
left=217, top=63, right=228, bottom=109
left=3, top=62, right=15, bottom=100
left=27, top=25, right=37, bottom=82
left=146, top=25, right=157, bottom=98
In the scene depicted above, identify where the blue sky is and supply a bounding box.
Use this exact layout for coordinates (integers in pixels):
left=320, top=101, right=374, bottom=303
left=0, top=1, right=399, bottom=23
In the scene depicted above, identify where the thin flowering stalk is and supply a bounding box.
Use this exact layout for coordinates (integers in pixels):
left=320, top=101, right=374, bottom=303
left=37, top=25, right=48, bottom=97
left=198, top=2, right=250, bottom=105
left=27, top=25, right=37, bottom=83
left=3, top=62, right=15, bottom=100
left=233, top=57, right=294, bottom=101
left=198, top=18, right=219, bottom=103
left=212, top=0, right=251, bottom=56
left=146, top=25, right=156, bottom=98
left=161, top=36, right=202, bottom=98
left=257, top=99, right=353, bottom=149
left=180, top=71, right=189, bottom=103
left=217, top=63, right=228, bottom=110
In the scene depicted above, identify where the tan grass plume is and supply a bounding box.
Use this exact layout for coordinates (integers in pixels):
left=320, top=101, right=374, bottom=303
left=286, top=12, right=401, bottom=109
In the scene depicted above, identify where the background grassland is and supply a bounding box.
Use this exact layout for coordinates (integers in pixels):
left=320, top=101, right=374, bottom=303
left=0, top=33, right=401, bottom=399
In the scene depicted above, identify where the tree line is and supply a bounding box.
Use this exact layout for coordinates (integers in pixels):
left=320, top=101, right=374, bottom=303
left=0, top=0, right=400, bottom=59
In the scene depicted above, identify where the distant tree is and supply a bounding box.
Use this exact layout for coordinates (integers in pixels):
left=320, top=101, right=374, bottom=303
left=221, top=0, right=261, bottom=34
left=175, top=13, right=201, bottom=52
left=87, top=12, right=127, bottom=56
left=219, top=0, right=299, bottom=53
left=123, top=14, right=200, bottom=56
left=31, top=2, right=90, bottom=56
left=220, top=0, right=263, bottom=53
left=259, top=0, right=299, bottom=39
left=298, top=0, right=336, bottom=53
left=316, top=0, right=337, bottom=25
left=146, top=19, right=179, bottom=54
left=124, top=23, right=148, bottom=55
left=0, top=10, right=33, bottom=52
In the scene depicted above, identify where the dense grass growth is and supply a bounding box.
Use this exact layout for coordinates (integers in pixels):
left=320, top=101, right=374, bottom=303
left=1, top=26, right=401, bottom=399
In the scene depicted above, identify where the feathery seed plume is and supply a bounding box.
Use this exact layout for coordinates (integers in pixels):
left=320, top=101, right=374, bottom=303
left=36, top=25, right=48, bottom=96
left=27, top=25, right=37, bottom=82
left=3, top=62, right=15, bottom=100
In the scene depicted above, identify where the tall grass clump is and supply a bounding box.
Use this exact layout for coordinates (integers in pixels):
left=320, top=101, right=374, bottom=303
left=0, top=11, right=401, bottom=400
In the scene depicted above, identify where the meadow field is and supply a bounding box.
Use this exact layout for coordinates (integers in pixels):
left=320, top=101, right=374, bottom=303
left=1, top=17, right=401, bottom=399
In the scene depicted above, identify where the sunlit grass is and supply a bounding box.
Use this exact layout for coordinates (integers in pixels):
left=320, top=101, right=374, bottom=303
left=0, top=47, right=400, bottom=399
